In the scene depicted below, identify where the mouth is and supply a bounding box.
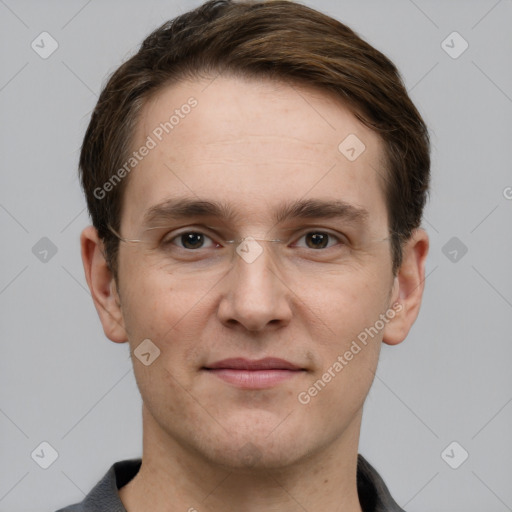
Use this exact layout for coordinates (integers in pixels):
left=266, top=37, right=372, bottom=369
left=202, top=357, right=306, bottom=389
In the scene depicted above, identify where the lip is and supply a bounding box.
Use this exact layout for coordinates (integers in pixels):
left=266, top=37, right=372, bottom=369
left=203, top=358, right=305, bottom=389
left=206, top=357, right=302, bottom=371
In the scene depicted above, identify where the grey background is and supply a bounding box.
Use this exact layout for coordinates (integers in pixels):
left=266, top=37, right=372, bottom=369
left=1, top=0, right=511, bottom=510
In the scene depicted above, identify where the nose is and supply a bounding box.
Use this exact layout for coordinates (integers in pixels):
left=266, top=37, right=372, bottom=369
left=217, top=240, right=293, bottom=332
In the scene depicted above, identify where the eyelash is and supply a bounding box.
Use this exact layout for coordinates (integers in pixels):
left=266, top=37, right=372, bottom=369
left=161, top=228, right=349, bottom=251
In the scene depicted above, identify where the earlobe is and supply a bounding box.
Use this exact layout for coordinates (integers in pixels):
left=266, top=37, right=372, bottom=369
left=382, top=228, right=429, bottom=346
left=80, top=225, right=128, bottom=343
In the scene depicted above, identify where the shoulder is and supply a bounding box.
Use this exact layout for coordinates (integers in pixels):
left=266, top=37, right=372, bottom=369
left=357, top=454, right=406, bottom=512
left=54, top=459, right=141, bottom=512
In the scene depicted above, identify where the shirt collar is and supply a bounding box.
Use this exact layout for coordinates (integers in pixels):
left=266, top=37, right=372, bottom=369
left=62, top=454, right=405, bottom=512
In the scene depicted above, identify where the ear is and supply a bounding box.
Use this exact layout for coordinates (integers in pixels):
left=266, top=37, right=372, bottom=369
left=382, top=228, right=429, bottom=346
left=80, top=225, right=128, bottom=343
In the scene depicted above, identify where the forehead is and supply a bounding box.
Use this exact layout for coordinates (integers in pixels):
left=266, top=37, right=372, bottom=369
left=122, top=74, right=389, bottom=232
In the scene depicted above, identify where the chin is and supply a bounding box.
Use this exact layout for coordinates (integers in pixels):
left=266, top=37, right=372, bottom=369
left=200, top=419, right=314, bottom=471
left=208, top=440, right=307, bottom=472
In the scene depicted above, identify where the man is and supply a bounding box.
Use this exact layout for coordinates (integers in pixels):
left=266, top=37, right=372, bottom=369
left=58, top=0, right=430, bottom=510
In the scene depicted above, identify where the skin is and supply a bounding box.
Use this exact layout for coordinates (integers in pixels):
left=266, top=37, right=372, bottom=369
left=81, top=74, right=429, bottom=511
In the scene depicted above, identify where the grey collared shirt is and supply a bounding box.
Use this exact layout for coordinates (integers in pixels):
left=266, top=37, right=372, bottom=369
left=55, top=454, right=405, bottom=511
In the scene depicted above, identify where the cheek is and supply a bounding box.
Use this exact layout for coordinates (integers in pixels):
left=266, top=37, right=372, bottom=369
left=118, top=259, right=189, bottom=338
left=298, top=295, right=382, bottom=430
left=296, top=268, right=389, bottom=400
left=133, top=360, right=204, bottom=436
left=298, top=267, right=390, bottom=337
left=119, top=268, right=210, bottom=375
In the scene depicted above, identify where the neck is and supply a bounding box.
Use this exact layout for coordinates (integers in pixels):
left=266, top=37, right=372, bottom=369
left=119, top=405, right=364, bottom=512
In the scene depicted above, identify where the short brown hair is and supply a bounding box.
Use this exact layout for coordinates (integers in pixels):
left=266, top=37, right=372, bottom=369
left=80, top=0, right=430, bottom=278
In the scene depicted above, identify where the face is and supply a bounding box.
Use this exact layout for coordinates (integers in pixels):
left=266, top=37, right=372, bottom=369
left=108, top=75, right=402, bottom=469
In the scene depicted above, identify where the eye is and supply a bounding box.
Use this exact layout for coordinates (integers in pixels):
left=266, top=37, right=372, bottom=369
left=164, top=231, right=219, bottom=250
left=293, top=231, right=346, bottom=250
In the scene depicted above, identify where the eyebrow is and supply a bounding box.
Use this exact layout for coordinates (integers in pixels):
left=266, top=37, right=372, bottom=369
left=142, top=197, right=369, bottom=227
